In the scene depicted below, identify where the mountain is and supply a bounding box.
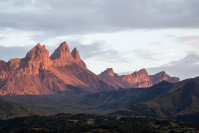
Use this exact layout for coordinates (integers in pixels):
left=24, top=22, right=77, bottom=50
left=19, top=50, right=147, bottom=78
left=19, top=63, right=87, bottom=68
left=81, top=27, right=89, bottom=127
left=0, top=42, right=116, bottom=96
left=99, top=68, right=180, bottom=88
left=110, top=79, right=199, bottom=123
left=0, top=41, right=180, bottom=96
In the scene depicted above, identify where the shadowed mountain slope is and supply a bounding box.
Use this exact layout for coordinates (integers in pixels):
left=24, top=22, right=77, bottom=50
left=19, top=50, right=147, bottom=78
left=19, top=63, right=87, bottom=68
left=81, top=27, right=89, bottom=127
left=110, top=79, right=199, bottom=123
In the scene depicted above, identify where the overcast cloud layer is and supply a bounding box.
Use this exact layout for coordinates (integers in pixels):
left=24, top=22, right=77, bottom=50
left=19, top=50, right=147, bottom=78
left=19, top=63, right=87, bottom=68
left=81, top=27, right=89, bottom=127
left=0, top=0, right=199, bottom=42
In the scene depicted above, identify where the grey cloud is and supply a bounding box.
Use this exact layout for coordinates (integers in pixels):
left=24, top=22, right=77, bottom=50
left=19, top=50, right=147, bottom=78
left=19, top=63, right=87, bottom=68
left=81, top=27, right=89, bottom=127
left=146, top=53, right=199, bottom=80
left=0, top=0, right=199, bottom=42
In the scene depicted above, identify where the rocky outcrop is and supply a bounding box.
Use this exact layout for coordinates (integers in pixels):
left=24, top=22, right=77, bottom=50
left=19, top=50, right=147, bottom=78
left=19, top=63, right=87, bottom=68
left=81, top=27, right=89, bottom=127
left=8, top=58, right=21, bottom=71
left=0, top=60, right=9, bottom=72
left=0, top=71, right=8, bottom=82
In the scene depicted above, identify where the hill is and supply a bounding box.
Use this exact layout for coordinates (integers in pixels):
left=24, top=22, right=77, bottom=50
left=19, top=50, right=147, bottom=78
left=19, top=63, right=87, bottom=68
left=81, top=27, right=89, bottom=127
left=110, top=80, right=199, bottom=123
left=0, top=98, right=48, bottom=119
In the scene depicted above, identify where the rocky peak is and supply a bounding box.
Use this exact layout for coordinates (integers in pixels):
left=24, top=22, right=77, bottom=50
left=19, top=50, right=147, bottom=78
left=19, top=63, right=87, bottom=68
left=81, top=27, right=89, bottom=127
left=99, top=68, right=115, bottom=77
left=149, top=71, right=180, bottom=84
left=152, top=71, right=169, bottom=79
left=138, top=68, right=150, bottom=80
left=158, top=71, right=167, bottom=75
left=129, top=68, right=150, bottom=82
left=106, top=68, right=115, bottom=76
left=138, top=68, right=147, bottom=72
left=22, top=43, right=51, bottom=75
left=71, top=47, right=80, bottom=60
left=25, top=43, right=48, bottom=60
left=50, top=41, right=71, bottom=60
left=137, top=68, right=148, bottom=75
left=120, top=68, right=150, bottom=86
left=50, top=42, right=87, bottom=68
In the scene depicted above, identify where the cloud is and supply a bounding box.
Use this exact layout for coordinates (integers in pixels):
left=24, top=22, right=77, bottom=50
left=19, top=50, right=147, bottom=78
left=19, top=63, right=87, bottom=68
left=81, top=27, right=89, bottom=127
left=166, top=48, right=179, bottom=57
left=0, top=0, right=199, bottom=42
left=177, top=36, right=199, bottom=49
left=147, top=53, right=199, bottom=80
left=0, top=37, right=6, bottom=41
left=148, top=42, right=162, bottom=46
left=67, top=40, right=130, bottom=63
left=132, top=49, right=160, bottom=61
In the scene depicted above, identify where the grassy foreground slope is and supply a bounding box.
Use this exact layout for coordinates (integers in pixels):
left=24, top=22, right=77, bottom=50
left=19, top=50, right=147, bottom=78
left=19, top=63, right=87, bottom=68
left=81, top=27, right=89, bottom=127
left=110, top=80, right=199, bottom=123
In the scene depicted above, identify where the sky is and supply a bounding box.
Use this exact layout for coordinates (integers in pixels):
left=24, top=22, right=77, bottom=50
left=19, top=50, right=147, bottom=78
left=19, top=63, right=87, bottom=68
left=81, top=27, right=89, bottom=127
left=0, top=0, right=199, bottom=80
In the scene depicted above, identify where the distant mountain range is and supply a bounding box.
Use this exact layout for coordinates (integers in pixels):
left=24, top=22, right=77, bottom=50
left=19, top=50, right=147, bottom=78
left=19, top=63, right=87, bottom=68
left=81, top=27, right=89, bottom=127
left=99, top=68, right=179, bottom=88
left=0, top=42, right=180, bottom=96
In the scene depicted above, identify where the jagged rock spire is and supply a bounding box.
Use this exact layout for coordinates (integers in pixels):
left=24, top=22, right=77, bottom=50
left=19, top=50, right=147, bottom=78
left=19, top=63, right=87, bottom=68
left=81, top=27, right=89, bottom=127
left=71, top=47, right=80, bottom=60
left=50, top=41, right=71, bottom=60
